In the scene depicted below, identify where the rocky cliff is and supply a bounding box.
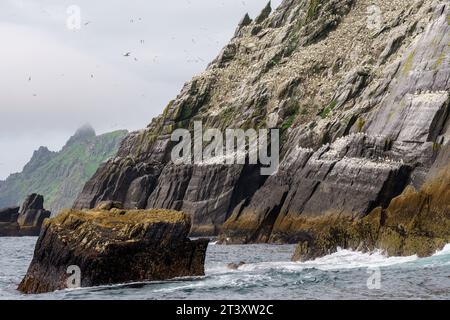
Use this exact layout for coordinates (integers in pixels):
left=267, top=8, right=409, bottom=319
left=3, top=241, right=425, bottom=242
left=291, top=163, right=450, bottom=261
left=18, top=205, right=209, bottom=294
left=73, top=0, right=449, bottom=255
left=0, top=125, right=127, bottom=214
left=0, top=194, right=51, bottom=237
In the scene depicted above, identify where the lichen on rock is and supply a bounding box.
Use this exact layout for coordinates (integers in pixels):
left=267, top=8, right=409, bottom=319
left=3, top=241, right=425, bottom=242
left=72, top=0, right=449, bottom=256
left=18, top=206, right=209, bottom=294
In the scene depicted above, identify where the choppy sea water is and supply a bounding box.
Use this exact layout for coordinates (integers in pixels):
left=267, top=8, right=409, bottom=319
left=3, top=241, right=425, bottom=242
left=0, top=237, right=449, bottom=300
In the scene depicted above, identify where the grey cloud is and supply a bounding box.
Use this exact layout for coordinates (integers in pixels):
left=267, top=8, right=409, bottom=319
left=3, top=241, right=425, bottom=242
left=0, top=0, right=282, bottom=179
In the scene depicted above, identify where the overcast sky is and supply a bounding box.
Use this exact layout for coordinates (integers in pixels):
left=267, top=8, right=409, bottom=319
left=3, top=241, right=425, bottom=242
left=0, top=0, right=282, bottom=179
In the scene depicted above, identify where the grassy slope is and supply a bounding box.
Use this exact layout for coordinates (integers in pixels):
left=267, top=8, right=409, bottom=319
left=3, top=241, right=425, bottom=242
left=0, top=130, right=127, bottom=214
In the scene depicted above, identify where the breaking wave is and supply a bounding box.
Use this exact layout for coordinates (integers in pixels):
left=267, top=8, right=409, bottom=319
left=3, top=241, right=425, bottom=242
left=0, top=239, right=448, bottom=300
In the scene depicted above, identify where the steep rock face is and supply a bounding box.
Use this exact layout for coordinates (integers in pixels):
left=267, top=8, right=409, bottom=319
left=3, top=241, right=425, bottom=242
left=0, top=194, right=51, bottom=237
left=18, top=207, right=209, bottom=294
left=74, top=0, right=449, bottom=243
left=292, top=161, right=450, bottom=261
left=0, top=125, right=128, bottom=214
left=222, top=0, right=450, bottom=243
left=17, top=194, right=51, bottom=231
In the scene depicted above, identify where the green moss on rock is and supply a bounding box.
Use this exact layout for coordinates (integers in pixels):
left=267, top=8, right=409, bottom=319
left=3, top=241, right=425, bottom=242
left=306, top=0, right=322, bottom=23
left=319, top=100, right=337, bottom=119
left=403, top=49, right=416, bottom=75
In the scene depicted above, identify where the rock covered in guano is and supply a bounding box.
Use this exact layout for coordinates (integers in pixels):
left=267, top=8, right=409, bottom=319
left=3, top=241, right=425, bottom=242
left=72, top=0, right=450, bottom=260
left=18, top=205, right=209, bottom=294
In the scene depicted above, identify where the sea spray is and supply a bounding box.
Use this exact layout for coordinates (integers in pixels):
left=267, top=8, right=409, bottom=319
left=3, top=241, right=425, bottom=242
left=1, top=241, right=449, bottom=299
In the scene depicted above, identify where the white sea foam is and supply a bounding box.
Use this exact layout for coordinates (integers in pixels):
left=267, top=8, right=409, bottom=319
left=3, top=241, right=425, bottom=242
left=230, top=244, right=450, bottom=274
left=235, top=248, right=420, bottom=273
left=297, top=248, right=420, bottom=270
left=2, top=240, right=449, bottom=299
left=432, top=243, right=450, bottom=256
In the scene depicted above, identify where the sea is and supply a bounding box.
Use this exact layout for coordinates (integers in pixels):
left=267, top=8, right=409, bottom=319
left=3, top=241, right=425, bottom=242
left=0, top=237, right=449, bottom=300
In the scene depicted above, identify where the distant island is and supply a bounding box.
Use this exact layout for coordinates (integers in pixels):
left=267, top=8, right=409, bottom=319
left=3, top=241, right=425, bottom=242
left=0, top=125, right=127, bottom=214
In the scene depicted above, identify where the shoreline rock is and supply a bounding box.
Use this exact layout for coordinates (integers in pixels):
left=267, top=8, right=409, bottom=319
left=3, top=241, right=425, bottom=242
left=227, top=261, right=246, bottom=270
left=18, top=206, right=209, bottom=294
left=71, top=1, right=450, bottom=246
left=291, top=165, right=450, bottom=261
left=0, top=194, right=51, bottom=237
left=0, top=126, right=128, bottom=214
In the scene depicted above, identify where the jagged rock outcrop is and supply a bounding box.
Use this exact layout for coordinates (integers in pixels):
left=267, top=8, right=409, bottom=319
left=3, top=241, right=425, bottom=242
left=0, top=207, right=20, bottom=223
left=17, top=194, right=52, bottom=232
left=0, top=125, right=127, bottom=214
left=221, top=0, right=450, bottom=244
left=73, top=0, right=449, bottom=256
left=18, top=206, right=209, bottom=294
left=0, top=194, right=51, bottom=237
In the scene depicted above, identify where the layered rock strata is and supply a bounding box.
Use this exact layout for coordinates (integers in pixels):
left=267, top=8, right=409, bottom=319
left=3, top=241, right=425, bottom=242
left=18, top=205, right=209, bottom=294
left=72, top=0, right=449, bottom=257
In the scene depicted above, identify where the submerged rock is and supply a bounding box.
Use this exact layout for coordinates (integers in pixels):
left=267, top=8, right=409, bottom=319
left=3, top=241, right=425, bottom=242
left=18, top=207, right=209, bottom=294
left=0, top=194, right=51, bottom=237
left=227, top=261, right=246, bottom=270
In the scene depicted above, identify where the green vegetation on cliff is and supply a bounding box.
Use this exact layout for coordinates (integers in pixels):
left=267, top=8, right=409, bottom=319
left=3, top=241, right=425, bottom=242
left=0, top=125, right=127, bottom=214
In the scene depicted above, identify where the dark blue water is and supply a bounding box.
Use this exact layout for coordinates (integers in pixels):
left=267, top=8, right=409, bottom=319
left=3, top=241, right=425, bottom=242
left=0, top=237, right=449, bottom=300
